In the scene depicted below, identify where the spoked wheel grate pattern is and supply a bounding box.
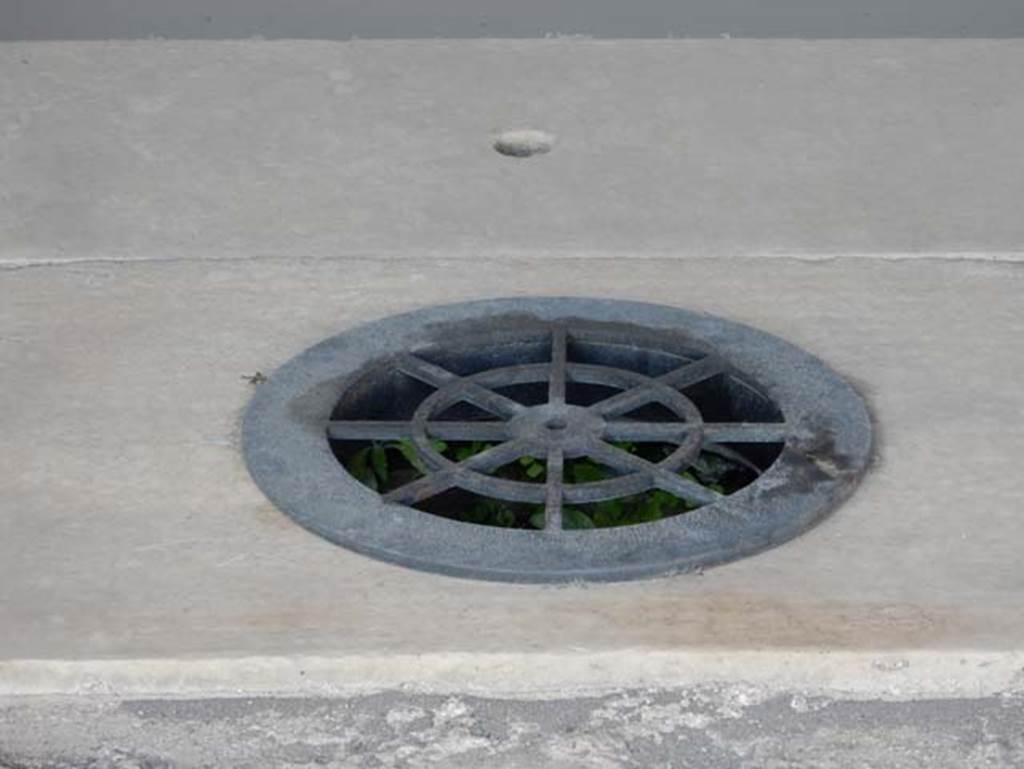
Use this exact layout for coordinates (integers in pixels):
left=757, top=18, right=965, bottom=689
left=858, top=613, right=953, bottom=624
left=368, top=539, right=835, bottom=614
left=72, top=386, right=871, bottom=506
left=243, top=298, right=872, bottom=581
left=327, top=324, right=789, bottom=530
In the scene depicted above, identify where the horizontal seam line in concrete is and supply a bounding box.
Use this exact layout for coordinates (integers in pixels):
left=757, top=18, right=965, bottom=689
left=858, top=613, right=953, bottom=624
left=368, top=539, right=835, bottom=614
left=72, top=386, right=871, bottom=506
left=2, top=651, right=1023, bottom=699
left=3, top=251, right=1024, bottom=272
left=5, top=39, right=1024, bottom=46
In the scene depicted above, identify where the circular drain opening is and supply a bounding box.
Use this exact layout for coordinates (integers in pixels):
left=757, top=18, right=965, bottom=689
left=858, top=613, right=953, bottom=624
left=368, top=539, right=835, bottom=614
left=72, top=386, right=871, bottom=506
left=326, top=328, right=782, bottom=532
left=243, top=298, right=872, bottom=582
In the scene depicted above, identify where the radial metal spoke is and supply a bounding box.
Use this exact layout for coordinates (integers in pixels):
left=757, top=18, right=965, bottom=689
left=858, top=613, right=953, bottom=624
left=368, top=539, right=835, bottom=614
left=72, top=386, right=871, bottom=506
left=382, top=439, right=535, bottom=505
left=328, top=421, right=412, bottom=440
left=396, top=354, right=525, bottom=419
left=454, top=439, right=537, bottom=474
left=585, top=440, right=721, bottom=506
left=548, top=326, right=568, bottom=406
left=701, top=441, right=762, bottom=474
left=590, top=356, right=724, bottom=417
left=381, top=471, right=458, bottom=506
left=543, top=447, right=564, bottom=530
left=328, top=420, right=510, bottom=442
left=589, top=383, right=677, bottom=419
left=702, top=422, right=788, bottom=443
left=660, top=355, right=725, bottom=389
left=601, top=421, right=695, bottom=442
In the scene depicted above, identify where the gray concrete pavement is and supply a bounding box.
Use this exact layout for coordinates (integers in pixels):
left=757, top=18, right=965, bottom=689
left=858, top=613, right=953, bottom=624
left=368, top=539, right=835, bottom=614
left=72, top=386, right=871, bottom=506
left=3, top=41, right=1024, bottom=265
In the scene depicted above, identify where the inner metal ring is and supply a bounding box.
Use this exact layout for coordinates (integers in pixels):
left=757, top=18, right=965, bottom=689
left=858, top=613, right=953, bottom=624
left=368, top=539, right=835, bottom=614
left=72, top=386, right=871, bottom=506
left=409, top=361, right=705, bottom=506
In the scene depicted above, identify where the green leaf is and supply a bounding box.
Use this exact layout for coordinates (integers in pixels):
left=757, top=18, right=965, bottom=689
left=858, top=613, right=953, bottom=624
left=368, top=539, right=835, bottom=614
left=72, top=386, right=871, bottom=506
left=631, top=497, right=665, bottom=523
left=525, top=461, right=545, bottom=479
left=529, top=511, right=547, bottom=529
left=347, top=446, right=369, bottom=478
left=571, top=461, right=610, bottom=484
left=455, top=441, right=491, bottom=462
left=389, top=439, right=427, bottom=475
left=518, top=456, right=534, bottom=467
left=432, top=440, right=448, bottom=453
left=563, top=508, right=595, bottom=530
left=595, top=498, right=624, bottom=518
left=371, top=444, right=388, bottom=483
left=460, top=498, right=498, bottom=525
left=495, top=508, right=516, bottom=527
left=589, top=501, right=622, bottom=528
left=346, top=447, right=379, bottom=490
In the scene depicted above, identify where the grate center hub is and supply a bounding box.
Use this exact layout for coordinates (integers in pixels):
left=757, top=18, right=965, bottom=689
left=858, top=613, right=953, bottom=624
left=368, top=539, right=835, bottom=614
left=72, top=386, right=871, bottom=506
left=508, top=404, right=605, bottom=456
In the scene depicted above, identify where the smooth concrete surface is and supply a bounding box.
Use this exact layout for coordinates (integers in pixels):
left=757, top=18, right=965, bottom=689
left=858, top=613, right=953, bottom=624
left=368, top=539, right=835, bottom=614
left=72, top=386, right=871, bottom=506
left=3, top=690, right=1024, bottom=768
left=3, top=255, right=1024, bottom=698
left=6, top=0, right=1024, bottom=40
left=3, top=41, right=1024, bottom=265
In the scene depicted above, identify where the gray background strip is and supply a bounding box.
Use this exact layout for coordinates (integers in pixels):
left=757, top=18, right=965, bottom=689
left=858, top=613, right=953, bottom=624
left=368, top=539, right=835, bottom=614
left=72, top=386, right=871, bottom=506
left=2, top=0, right=1023, bottom=40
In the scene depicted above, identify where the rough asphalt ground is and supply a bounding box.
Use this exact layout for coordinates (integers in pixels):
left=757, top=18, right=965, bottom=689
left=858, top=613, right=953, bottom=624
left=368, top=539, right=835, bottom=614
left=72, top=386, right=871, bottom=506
left=2, top=687, right=1024, bottom=768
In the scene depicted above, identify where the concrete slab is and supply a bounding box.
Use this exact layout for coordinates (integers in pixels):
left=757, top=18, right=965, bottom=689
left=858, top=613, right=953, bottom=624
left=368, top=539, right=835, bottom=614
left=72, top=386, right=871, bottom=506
left=2, top=255, right=1023, bottom=697
left=3, top=41, right=1024, bottom=264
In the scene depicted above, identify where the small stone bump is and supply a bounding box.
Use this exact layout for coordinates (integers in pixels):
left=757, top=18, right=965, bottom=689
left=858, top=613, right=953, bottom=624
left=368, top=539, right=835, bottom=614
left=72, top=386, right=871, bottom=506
left=493, top=129, right=556, bottom=158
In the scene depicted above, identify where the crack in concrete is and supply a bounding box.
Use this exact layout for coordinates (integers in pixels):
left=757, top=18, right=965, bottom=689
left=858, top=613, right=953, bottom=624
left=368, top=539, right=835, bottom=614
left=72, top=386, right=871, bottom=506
left=3, top=251, right=1024, bottom=274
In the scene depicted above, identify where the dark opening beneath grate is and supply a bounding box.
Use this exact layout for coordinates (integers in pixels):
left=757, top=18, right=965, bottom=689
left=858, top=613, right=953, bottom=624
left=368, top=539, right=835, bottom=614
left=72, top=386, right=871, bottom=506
left=327, top=323, right=785, bottom=531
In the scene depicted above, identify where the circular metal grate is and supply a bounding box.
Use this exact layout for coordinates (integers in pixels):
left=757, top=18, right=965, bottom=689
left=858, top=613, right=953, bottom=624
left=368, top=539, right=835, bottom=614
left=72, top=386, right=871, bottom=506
left=243, top=298, right=872, bottom=582
left=326, top=328, right=785, bottom=529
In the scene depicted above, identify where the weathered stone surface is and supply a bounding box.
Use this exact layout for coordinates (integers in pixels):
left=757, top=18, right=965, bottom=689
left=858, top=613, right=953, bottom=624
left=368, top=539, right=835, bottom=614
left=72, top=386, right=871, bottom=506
left=3, top=689, right=1024, bottom=768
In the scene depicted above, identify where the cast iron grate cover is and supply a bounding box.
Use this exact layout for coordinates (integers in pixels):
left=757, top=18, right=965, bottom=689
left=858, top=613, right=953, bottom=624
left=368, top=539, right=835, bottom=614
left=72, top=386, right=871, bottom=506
left=243, top=298, right=872, bottom=582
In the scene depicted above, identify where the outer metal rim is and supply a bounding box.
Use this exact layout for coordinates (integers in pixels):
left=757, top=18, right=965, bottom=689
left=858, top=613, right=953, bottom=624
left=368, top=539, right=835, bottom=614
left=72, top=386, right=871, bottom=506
left=242, top=297, right=873, bottom=583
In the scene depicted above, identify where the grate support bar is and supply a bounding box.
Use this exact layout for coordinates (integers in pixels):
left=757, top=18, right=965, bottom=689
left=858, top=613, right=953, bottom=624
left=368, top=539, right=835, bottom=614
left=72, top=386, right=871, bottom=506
left=544, top=446, right=564, bottom=530
left=383, top=439, right=536, bottom=505
left=590, top=357, right=724, bottom=418
left=329, top=420, right=510, bottom=442
left=397, top=354, right=526, bottom=419
left=585, top=440, right=722, bottom=506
